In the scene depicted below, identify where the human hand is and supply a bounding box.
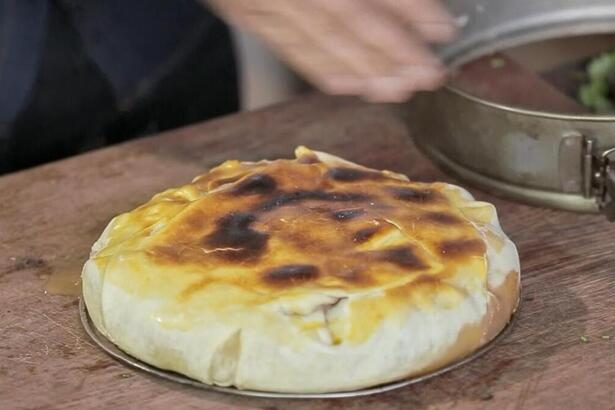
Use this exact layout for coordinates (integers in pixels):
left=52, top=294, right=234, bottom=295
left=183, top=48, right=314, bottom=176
left=207, top=0, right=457, bottom=102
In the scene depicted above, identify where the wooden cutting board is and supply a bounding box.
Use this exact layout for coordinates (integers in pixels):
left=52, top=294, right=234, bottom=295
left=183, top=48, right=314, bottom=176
left=1, top=94, right=614, bottom=410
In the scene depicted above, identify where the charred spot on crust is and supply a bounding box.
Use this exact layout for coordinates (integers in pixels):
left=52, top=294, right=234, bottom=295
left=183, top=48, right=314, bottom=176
left=439, top=239, right=486, bottom=257
left=380, top=247, right=427, bottom=270
left=389, top=187, right=437, bottom=203
left=255, top=190, right=369, bottom=212
left=332, top=208, right=366, bottom=221
left=264, top=264, right=319, bottom=284
left=328, top=167, right=383, bottom=182
left=422, top=211, right=463, bottom=225
left=353, top=226, right=379, bottom=243
left=203, top=212, right=268, bottom=260
left=231, top=173, right=277, bottom=195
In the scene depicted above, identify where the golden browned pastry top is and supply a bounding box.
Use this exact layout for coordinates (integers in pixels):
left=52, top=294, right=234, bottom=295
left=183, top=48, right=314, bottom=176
left=94, top=147, right=487, bottom=310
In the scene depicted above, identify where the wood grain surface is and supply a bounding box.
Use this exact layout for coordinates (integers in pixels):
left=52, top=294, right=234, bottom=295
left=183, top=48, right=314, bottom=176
left=1, top=94, right=614, bottom=410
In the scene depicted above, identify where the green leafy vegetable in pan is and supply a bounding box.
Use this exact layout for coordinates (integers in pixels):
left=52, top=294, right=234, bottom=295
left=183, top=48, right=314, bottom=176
left=579, top=51, right=615, bottom=114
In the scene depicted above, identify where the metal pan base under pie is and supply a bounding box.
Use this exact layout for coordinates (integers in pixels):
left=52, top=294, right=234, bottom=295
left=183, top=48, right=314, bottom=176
left=79, top=295, right=518, bottom=399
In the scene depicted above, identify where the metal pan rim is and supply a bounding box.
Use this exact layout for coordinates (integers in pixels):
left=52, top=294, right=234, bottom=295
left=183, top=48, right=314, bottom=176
left=444, top=86, right=615, bottom=122
left=436, top=2, right=615, bottom=121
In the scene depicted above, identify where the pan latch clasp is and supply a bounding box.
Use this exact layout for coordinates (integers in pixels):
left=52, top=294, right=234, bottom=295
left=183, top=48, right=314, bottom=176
left=584, top=138, right=615, bottom=221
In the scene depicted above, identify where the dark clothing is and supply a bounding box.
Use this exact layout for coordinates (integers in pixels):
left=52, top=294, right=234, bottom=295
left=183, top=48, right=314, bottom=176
left=0, top=0, right=238, bottom=174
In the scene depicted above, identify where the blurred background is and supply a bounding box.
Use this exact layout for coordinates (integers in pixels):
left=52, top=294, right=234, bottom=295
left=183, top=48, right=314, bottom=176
left=0, top=0, right=302, bottom=175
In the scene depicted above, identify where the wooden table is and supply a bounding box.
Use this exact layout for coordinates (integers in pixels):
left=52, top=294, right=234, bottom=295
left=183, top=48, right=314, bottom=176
left=1, top=94, right=614, bottom=409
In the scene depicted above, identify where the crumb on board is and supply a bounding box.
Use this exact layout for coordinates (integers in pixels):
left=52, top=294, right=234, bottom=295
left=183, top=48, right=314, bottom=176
left=480, top=391, right=494, bottom=401
left=490, top=58, right=506, bottom=69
